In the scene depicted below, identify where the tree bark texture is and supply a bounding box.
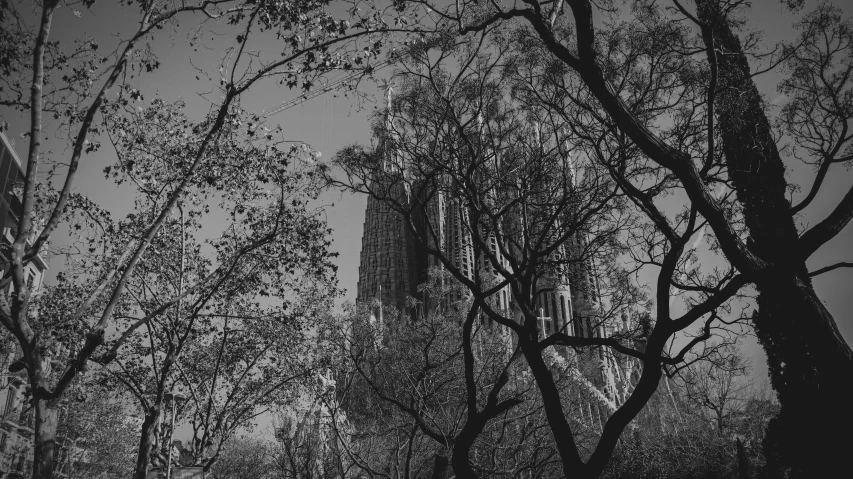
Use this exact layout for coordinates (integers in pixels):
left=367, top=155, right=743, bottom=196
left=431, top=453, right=449, bottom=479
left=451, top=418, right=485, bottom=479
left=134, top=408, right=162, bottom=479
left=696, top=1, right=853, bottom=475
left=517, top=331, right=665, bottom=479
left=32, top=399, right=59, bottom=479
left=736, top=437, right=751, bottom=479
left=521, top=345, right=585, bottom=477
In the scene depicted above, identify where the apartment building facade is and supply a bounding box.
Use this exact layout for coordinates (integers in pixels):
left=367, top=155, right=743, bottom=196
left=0, top=131, right=49, bottom=478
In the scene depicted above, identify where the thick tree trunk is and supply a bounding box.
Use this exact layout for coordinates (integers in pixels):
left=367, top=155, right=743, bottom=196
left=451, top=419, right=484, bottom=479
left=431, top=452, right=449, bottom=479
left=750, top=275, right=853, bottom=475
left=32, top=399, right=59, bottom=479
left=696, top=1, right=853, bottom=475
left=522, top=345, right=586, bottom=478
left=520, top=328, right=666, bottom=479
left=134, top=408, right=162, bottom=479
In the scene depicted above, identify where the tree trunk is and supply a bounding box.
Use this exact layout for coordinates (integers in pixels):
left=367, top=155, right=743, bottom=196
left=32, top=399, right=59, bottom=479
left=716, top=409, right=724, bottom=436
left=431, top=452, right=449, bottom=479
left=134, top=407, right=162, bottom=479
left=523, top=346, right=592, bottom=477
left=451, top=420, right=482, bottom=479
left=736, top=437, right=751, bottom=479
left=750, top=276, right=852, bottom=475
left=696, top=1, right=853, bottom=476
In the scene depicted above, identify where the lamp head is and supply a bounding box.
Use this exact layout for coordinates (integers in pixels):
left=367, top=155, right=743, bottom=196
left=165, top=391, right=186, bottom=401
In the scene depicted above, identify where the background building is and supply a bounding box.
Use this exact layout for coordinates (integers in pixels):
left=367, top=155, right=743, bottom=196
left=354, top=103, right=642, bottom=422
left=0, top=131, right=49, bottom=478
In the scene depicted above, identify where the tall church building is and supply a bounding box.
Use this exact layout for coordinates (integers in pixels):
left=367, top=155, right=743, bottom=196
left=356, top=96, right=602, bottom=337
left=356, top=184, right=423, bottom=313
left=355, top=93, right=425, bottom=313
left=354, top=94, right=641, bottom=419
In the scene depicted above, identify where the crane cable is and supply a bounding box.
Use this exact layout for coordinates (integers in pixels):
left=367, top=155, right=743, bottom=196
left=262, top=59, right=391, bottom=119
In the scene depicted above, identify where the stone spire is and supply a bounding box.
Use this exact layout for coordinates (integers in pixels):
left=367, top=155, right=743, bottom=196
left=356, top=84, right=421, bottom=314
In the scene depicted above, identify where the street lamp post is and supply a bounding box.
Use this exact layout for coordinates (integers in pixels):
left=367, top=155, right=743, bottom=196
left=164, top=391, right=186, bottom=479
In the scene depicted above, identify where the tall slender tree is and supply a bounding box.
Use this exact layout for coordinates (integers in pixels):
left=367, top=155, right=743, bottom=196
left=36, top=97, right=338, bottom=477
left=0, top=0, right=403, bottom=476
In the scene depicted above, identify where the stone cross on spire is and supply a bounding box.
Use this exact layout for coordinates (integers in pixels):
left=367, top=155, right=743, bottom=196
left=559, top=129, right=576, bottom=187
left=534, top=122, right=541, bottom=150
left=537, top=307, right=553, bottom=339
left=566, top=148, right=576, bottom=187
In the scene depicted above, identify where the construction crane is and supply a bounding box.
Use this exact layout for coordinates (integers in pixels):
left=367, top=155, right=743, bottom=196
left=262, top=59, right=391, bottom=119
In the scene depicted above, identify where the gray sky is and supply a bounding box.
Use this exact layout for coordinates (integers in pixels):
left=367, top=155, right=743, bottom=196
left=2, top=0, right=851, bottom=398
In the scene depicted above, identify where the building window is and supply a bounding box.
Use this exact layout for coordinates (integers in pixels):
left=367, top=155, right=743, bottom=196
left=551, top=295, right=559, bottom=330
left=3, top=388, right=14, bottom=417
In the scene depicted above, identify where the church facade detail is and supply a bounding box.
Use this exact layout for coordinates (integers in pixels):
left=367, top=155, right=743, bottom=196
left=354, top=96, right=643, bottom=421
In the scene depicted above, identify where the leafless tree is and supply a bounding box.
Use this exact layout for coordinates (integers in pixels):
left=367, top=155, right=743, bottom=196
left=331, top=25, right=754, bottom=477
left=401, top=0, right=852, bottom=475
left=317, top=272, right=550, bottom=478
left=678, top=342, right=751, bottom=435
